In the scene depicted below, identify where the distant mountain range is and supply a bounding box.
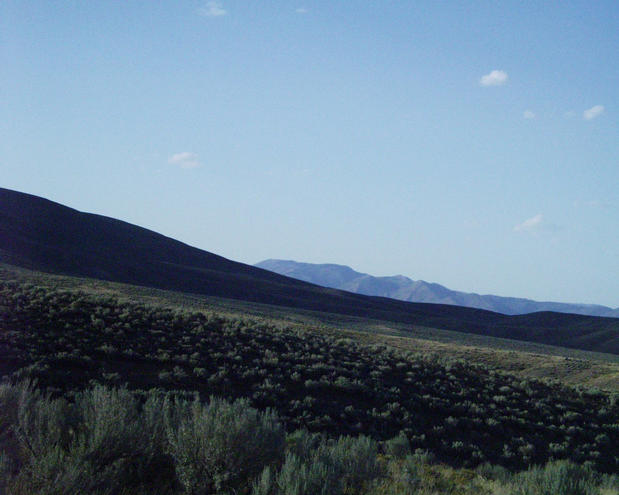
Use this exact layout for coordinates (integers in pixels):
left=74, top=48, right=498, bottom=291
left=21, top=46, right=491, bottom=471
left=2, top=187, right=619, bottom=355
left=255, top=259, right=619, bottom=318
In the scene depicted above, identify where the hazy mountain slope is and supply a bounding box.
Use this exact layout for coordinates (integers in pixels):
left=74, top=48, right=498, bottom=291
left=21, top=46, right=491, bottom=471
left=2, top=187, right=619, bottom=355
left=256, top=259, right=619, bottom=318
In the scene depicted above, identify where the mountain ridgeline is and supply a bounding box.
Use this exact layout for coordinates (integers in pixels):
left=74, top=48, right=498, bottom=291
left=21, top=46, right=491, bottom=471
left=255, top=259, right=619, bottom=318
left=1, top=187, right=619, bottom=355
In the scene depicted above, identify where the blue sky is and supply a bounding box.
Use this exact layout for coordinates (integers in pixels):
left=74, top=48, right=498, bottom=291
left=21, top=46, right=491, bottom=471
left=2, top=1, right=618, bottom=306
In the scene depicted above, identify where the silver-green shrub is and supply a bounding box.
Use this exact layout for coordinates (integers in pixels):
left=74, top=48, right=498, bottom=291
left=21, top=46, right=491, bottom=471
left=165, top=396, right=285, bottom=494
left=0, top=384, right=173, bottom=494
left=252, top=434, right=383, bottom=495
left=384, top=432, right=412, bottom=459
left=511, top=460, right=600, bottom=495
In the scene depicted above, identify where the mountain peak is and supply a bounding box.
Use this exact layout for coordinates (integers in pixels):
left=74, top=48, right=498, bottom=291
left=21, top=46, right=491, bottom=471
left=255, top=259, right=619, bottom=318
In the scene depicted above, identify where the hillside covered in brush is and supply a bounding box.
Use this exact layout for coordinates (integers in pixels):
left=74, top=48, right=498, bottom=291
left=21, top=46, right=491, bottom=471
left=1, top=281, right=617, bottom=475
left=2, top=187, right=619, bottom=354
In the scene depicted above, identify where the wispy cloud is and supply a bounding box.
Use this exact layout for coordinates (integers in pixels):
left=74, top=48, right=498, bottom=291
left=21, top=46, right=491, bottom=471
left=296, top=7, right=308, bottom=14
left=514, top=214, right=544, bottom=233
left=168, top=152, right=202, bottom=169
left=523, top=110, right=536, bottom=119
left=480, top=70, right=508, bottom=87
left=198, top=1, right=227, bottom=17
left=583, top=105, right=604, bottom=120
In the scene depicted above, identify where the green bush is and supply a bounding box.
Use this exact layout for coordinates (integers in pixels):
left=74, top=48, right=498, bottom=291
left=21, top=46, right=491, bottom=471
left=385, top=432, right=412, bottom=459
left=0, top=384, right=177, bottom=494
left=271, top=452, right=336, bottom=495
left=252, top=434, right=383, bottom=495
left=165, top=396, right=285, bottom=494
left=512, top=460, right=600, bottom=495
left=285, top=429, right=323, bottom=460
left=476, top=461, right=512, bottom=484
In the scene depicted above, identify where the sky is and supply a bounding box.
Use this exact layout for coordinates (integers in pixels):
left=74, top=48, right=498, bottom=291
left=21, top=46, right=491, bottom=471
left=1, top=1, right=618, bottom=307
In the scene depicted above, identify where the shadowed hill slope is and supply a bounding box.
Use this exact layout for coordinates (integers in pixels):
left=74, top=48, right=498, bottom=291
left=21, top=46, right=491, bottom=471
left=1, top=187, right=618, bottom=354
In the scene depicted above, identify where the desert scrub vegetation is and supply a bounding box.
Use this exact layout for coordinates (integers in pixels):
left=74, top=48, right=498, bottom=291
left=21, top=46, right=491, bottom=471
left=1, top=382, right=617, bottom=495
left=1, top=281, right=618, bottom=474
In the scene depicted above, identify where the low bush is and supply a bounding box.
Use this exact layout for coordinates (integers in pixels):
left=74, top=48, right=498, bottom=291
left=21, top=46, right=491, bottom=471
left=166, top=396, right=284, bottom=494
left=511, top=460, right=604, bottom=495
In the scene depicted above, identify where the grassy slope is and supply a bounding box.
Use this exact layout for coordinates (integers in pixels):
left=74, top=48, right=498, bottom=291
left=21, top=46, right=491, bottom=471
left=2, top=263, right=618, bottom=392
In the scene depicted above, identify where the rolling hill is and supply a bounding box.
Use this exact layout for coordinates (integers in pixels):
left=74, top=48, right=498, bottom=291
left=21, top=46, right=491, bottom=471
left=2, top=186, right=619, bottom=354
left=255, top=259, right=619, bottom=317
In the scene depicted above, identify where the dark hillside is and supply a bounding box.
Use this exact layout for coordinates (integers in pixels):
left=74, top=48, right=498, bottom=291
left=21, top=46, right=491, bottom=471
left=1, top=187, right=618, bottom=354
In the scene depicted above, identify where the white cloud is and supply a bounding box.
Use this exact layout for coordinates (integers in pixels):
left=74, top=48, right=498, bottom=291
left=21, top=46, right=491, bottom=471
left=514, top=214, right=544, bottom=232
left=583, top=105, right=604, bottom=120
left=168, top=152, right=201, bottom=169
left=523, top=110, right=535, bottom=119
left=198, top=1, right=226, bottom=17
left=296, top=7, right=308, bottom=14
left=480, top=70, right=508, bottom=87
